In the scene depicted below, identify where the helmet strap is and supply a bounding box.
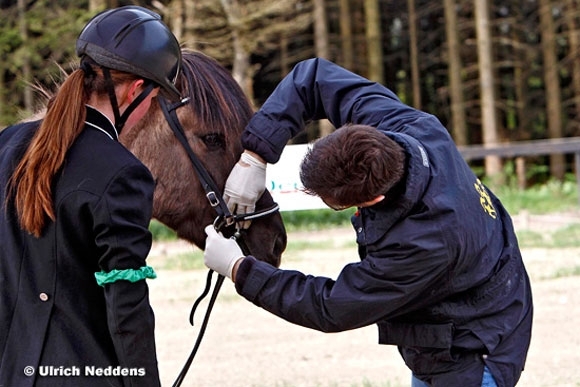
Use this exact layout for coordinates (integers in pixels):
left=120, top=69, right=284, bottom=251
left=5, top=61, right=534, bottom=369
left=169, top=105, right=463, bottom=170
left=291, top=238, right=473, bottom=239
left=118, top=82, right=155, bottom=131
left=101, top=66, right=155, bottom=133
left=101, top=66, right=122, bottom=133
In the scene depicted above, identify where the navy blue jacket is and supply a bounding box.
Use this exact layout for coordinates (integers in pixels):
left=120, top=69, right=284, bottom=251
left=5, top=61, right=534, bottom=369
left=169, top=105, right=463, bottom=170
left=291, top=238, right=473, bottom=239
left=0, top=107, right=160, bottom=386
left=235, top=58, right=533, bottom=387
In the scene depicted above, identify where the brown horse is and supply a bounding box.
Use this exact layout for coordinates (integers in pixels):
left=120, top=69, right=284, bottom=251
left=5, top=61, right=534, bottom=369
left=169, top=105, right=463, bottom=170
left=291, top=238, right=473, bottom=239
left=120, top=49, right=286, bottom=266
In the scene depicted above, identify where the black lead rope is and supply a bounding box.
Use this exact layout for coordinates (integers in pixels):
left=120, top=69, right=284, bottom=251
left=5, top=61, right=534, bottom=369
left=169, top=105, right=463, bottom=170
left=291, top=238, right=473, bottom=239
left=172, top=231, right=250, bottom=387
left=171, top=269, right=224, bottom=387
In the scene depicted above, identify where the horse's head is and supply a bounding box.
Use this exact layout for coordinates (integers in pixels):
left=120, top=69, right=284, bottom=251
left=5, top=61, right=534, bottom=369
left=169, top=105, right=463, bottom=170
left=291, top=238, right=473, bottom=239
left=120, top=50, right=286, bottom=266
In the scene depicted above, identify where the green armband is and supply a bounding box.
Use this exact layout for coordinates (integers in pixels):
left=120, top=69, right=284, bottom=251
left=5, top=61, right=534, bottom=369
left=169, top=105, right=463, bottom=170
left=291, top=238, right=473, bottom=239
left=95, top=266, right=157, bottom=287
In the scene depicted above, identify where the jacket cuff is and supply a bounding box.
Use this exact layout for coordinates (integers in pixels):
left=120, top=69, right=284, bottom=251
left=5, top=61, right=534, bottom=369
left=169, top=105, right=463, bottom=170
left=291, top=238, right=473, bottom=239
left=234, top=256, right=255, bottom=292
left=234, top=256, right=278, bottom=304
left=241, top=123, right=284, bottom=164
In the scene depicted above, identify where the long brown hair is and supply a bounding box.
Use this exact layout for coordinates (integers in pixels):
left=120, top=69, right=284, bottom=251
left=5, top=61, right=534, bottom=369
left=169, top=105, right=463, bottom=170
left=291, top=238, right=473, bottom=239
left=8, top=61, right=139, bottom=237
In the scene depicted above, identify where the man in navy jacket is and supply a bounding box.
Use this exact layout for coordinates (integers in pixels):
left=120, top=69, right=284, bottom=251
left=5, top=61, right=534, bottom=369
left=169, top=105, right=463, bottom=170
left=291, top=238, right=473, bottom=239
left=204, top=58, right=533, bottom=387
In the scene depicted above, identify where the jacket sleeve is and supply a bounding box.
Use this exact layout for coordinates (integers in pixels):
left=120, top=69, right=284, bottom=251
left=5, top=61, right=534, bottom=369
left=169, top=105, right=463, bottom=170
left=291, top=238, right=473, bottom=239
left=92, top=163, right=160, bottom=386
left=241, top=57, right=420, bottom=163
left=235, top=225, right=451, bottom=334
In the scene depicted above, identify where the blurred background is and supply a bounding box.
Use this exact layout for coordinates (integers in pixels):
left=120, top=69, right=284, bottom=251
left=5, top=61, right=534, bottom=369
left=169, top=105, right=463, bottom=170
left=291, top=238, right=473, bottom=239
left=3, top=0, right=580, bottom=194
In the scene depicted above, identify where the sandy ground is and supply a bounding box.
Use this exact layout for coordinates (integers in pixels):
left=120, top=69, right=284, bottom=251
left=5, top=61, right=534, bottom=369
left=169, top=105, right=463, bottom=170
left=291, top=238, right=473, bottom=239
left=147, top=216, right=580, bottom=387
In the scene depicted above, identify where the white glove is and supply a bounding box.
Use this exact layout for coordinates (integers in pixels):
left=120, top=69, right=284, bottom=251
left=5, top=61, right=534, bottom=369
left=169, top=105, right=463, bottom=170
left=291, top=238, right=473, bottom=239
left=223, top=151, right=266, bottom=228
left=204, top=225, right=245, bottom=279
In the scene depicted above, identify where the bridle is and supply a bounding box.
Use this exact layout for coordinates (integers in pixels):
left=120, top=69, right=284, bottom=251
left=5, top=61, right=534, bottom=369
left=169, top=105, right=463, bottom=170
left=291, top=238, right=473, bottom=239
left=158, top=96, right=279, bottom=386
left=158, top=96, right=279, bottom=227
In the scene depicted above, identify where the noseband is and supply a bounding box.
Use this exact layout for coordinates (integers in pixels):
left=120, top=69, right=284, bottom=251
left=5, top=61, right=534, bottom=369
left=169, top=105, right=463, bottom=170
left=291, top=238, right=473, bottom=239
left=158, top=96, right=279, bottom=386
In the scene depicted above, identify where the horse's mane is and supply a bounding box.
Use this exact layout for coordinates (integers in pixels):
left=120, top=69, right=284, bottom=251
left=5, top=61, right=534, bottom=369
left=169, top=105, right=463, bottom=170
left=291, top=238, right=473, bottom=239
left=19, top=65, right=72, bottom=124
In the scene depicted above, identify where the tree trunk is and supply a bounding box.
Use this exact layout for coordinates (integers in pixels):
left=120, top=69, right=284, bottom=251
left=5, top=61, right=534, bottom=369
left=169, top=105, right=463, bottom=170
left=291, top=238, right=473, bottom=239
left=364, top=0, right=384, bottom=83
left=184, top=0, right=197, bottom=45
left=513, top=7, right=531, bottom=188
left=474, top=0, right=502, bottom=181
left=314, top=0, right=333, bottom=137
left=220, top=0, right=253, bottom=101
left=407, top=0, right=421, bottom=109
left=0, top=64, right=5, bottom=127
left=18, top=0, right=32, bottom=114
left=314, top=0, right=329, bottom=59
left=339, top=0, right=354, bottom=70
left=566, top=0, right=580, bottom=136
left=443, top=0, right=467, bottom=146
left=165, top=0, right=184, bottom=42
left=280, top=34, right=290, bottom=76
left=89, top=0, right=106, bottom=12
left=539, top=0, right=566, bottom=180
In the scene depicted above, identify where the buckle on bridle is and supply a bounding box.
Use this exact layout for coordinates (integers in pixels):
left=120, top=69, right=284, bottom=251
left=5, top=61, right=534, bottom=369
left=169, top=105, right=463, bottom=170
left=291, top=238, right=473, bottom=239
left=213, top=215, right=236, bottom=232
left=206, top=192, right=220, bottom=207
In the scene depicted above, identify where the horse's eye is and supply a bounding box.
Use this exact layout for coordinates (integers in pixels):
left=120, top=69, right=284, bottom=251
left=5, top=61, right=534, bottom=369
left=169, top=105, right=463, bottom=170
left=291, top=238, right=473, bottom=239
left=201, top=133, right=225, bottom=151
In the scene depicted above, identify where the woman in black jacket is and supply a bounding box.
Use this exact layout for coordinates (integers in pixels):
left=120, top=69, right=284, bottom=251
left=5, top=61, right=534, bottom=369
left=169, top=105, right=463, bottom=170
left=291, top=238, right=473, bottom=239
left=0, top=6, right=181, bottom=387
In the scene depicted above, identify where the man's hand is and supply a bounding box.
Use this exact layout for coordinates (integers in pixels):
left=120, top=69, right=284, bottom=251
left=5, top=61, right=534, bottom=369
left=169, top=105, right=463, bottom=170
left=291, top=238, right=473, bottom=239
left=204, top=225, right=245, bottom=280
left=223, top=151, right=266, bottom=228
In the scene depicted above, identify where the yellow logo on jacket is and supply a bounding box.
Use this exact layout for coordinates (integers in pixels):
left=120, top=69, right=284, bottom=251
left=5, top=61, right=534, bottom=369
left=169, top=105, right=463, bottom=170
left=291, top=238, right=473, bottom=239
left=474, top=178, right=497, bottom=219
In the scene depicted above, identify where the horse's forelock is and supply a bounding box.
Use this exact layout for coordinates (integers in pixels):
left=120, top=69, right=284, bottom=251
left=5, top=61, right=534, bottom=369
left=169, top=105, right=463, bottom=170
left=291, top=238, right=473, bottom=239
left=179, top=50, right=254, bottom=144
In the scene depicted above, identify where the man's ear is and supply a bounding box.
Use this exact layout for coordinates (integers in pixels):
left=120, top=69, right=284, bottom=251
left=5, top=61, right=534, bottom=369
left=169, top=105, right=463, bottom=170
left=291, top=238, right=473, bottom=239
left=366, top=195, right=385, bottom=206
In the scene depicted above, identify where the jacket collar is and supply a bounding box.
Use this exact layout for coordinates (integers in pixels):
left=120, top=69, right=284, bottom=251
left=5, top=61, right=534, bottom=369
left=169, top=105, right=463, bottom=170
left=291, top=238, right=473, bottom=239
left=85, top=105, right=119, bottom=141
left=356, top=132, right=432, bottom=245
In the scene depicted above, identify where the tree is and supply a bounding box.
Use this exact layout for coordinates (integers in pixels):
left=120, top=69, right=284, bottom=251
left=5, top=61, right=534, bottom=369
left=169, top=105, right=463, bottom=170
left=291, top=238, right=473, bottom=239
left=313, top=0, right=333, bottom=137
left=313, top=0, right=329, bottom=59
left=407, top=0, right=421, bottom=109
left=89, top=0, right=106, bottom=12
left=474, top=0, right=502, bottom=181
left=364, top=0, right=383, bottom=83
left=17, top=0, right=32, bottom=113
left=443, top=0, right=467, bottom=146
left=338, top=0, right=354, bottom=70
left=219, top=0, right=253, bottom=99
left=539, top=0, right=565, bottom=180
left=564, top=0, right=580, bottom=137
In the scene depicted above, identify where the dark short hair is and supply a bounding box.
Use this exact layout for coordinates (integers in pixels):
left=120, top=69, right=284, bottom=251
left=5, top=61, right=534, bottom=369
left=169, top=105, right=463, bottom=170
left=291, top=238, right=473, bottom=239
left=300, top=124, right=406, bottom=206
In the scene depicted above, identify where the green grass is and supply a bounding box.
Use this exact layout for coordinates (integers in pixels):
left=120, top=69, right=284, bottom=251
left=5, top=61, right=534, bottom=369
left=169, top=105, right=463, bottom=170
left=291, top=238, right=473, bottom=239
left=516, top=224, right=580, bottom=248
left=154, top=252, right=204, bottom=271
left=280, top=208, right=353, bottom=231
left=493, top=179, right=578, bottom=215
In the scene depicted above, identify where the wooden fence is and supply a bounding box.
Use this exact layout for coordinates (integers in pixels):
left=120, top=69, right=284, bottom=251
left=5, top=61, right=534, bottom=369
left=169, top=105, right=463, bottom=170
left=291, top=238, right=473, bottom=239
left=457, top=137, right=580, bottom=206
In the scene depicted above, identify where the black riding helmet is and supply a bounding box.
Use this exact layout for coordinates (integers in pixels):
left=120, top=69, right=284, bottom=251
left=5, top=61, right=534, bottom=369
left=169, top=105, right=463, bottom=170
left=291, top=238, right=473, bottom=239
left=76, top=6, right=181, bottom=132
left=76, top=5, right=181, bottom=101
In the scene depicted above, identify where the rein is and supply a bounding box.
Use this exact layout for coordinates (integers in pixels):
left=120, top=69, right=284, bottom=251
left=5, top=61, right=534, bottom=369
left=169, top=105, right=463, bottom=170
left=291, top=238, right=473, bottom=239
left=158, top=96, right=278, bottom=387
left=158, top=97, right=233, bottom=223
